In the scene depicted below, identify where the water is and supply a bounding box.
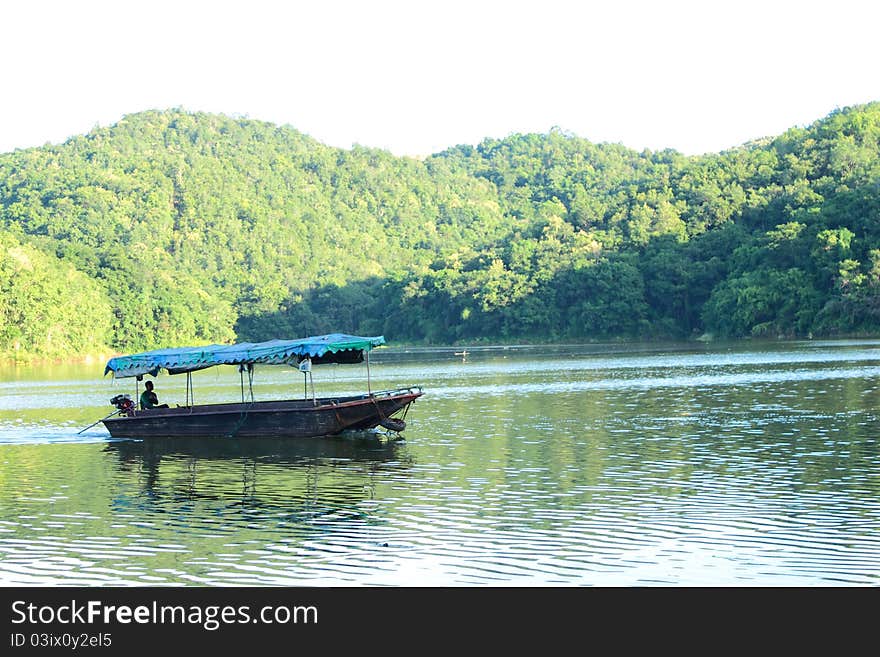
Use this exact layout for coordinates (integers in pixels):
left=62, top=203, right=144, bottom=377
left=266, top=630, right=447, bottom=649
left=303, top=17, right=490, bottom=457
left=1, top=340, right=878, bottom=586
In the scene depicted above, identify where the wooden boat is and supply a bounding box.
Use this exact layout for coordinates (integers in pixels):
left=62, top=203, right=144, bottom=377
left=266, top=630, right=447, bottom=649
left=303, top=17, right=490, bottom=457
left=96, top=334, right=423, bottom=439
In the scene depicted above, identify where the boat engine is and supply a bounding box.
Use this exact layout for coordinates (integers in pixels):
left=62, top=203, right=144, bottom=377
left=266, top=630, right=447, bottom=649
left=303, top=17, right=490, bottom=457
left=110, top=394, right=135, bottom=414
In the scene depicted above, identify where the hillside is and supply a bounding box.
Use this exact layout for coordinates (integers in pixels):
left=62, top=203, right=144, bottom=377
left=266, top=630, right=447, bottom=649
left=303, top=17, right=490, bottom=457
left=2, top=104, right=879, bottom=358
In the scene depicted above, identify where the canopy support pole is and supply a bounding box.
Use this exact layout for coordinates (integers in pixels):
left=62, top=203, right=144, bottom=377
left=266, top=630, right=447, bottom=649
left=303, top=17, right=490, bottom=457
left=186, top=372, right=193, bottom=407
left=366, top=350, right=372, bottom=395
left=298, top=357, right=314, bottom=402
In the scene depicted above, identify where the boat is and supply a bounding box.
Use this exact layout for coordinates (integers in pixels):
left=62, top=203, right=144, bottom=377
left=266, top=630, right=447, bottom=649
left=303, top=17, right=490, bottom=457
left=95, top=333, right=423, bottom=439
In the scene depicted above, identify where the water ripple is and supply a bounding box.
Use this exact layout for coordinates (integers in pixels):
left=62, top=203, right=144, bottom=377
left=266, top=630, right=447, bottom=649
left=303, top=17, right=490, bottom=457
left=1, top=342, right=880, bottom=585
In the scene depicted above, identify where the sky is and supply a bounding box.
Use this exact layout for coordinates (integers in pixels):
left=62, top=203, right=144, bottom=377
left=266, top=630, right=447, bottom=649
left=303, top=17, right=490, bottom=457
left=1, top=0, right=878, bottom=158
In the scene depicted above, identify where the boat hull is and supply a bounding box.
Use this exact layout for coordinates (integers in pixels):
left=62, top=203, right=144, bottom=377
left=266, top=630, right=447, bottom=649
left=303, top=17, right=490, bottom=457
left=102, top=388, right=422, bottom=439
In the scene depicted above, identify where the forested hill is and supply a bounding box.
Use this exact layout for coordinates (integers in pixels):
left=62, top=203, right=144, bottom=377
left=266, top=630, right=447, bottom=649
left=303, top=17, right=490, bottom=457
left=2, top=104, right=879, bottom=358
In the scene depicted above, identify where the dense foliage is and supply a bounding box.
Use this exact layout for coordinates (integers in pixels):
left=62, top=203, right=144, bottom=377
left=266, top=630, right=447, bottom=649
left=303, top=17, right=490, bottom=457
left=1, top=103, right=879, bottom=358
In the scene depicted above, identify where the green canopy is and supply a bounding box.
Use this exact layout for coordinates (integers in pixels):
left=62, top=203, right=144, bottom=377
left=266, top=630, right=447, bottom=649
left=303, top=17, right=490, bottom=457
left=104, top=333, right=385, bottom=379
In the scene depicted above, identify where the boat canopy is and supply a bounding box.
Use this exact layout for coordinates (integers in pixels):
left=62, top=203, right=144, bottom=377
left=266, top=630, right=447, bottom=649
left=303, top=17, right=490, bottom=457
left=104, top=334, right=386, bottom=379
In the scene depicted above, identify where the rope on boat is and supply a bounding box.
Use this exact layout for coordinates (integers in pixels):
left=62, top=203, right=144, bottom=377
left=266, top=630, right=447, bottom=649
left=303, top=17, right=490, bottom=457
left=228, top=364, right=256, bottom=438
left=227, top=400, right=254, bottom=439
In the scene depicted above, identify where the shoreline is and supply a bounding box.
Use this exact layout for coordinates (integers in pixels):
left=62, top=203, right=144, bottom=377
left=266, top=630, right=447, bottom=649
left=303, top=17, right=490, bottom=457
left=5, top=331, right=880, bottom=368
left=0, top=351, right=117, bottom=367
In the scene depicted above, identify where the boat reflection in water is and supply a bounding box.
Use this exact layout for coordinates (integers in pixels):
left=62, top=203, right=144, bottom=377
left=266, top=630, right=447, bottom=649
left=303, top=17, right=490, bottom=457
left=102, top=434, right=413, bottom=525
left=105, top=433, right=409, bottom=465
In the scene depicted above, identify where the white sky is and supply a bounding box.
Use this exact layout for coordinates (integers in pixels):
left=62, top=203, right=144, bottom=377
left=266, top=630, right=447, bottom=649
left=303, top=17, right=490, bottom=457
left=1, top=0, right=878, bottom=157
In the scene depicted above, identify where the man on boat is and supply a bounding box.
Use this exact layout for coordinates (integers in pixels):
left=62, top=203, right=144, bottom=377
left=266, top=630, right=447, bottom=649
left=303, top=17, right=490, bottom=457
left=140, top=380, right=169, bottom=410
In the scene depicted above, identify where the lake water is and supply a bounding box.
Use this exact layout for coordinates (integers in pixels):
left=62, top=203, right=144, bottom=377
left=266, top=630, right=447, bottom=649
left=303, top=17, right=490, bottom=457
left=1, top=340, right=878, bottom=586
